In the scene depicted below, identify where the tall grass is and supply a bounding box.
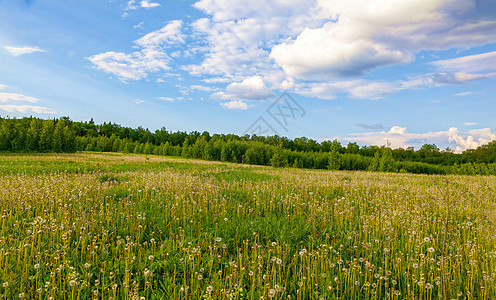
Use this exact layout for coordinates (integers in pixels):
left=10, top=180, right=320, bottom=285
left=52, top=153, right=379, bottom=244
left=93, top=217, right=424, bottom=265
left=0, top=153, right=495, bottom=299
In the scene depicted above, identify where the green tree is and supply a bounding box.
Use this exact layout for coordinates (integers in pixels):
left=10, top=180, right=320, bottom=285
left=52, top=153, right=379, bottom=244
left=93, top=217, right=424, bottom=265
left=379, top=148, right=396, bottom=172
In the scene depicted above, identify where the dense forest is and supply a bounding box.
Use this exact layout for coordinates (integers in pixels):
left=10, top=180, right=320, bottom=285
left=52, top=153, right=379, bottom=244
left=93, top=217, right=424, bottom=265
left=1, top=116, right=496, bottom=175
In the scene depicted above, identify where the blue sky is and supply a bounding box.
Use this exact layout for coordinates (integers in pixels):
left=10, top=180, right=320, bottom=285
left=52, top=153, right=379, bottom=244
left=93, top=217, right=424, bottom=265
left=1, top=0, right=496, bottom=152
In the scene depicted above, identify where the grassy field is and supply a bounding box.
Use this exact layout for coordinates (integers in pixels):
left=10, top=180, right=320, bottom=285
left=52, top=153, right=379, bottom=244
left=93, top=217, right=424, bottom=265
left=0, top=152, right=495, bottom=299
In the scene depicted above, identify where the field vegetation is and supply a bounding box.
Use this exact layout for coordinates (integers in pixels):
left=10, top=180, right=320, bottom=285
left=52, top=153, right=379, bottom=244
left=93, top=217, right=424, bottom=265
left=0, top=152, right=495, bottom=299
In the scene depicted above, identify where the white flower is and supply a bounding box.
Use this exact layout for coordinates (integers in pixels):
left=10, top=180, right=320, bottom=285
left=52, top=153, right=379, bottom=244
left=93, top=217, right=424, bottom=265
left=268, top=289, right=276, bottom=297
left=207, top=285, right=213, bottom=292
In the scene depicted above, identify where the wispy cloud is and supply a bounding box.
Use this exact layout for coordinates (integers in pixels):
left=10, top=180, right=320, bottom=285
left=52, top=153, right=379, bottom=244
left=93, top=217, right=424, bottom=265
left=89, top=20, right=184, bottom=81
left=4, top=46, right=45, bottom=57
left=454, top=91, right=473, bottom=97
left=140, top=0, right=160, bottom=8
left=430, top=51, right=496, bottom=74
left=126, top=0, right=160, bottom=10
left=0, top=92, right=39, bottom=103
left=0, top=104, right=55, bottom=114
left=156, top=96, right=174, bottom=102
left=220, top=100, right=249, bottom=110
left=356, top=123, right=384, bottom=130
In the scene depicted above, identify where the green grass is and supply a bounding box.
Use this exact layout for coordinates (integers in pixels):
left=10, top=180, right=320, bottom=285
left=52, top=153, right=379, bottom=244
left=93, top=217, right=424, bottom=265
left=0, top=152, right=495, bottom=299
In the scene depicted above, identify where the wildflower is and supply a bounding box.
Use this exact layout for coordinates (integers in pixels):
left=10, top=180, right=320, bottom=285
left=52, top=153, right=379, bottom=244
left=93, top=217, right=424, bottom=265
left=215, top=237, right=222, bottom=242
left=148, top=255, right=154, bottom=261
left=84, top=263, right=91, bottom=268
left=3, top=282, right=8, bottom=288
left=34, top=264, right=40, bottom=269
left=207, top=285, right=213, bottom=292
left=268, top=289, right=276, bottom=297
left=19, top=293, right=25, bottom=298
left=428, top=247, right=435, bottom=253
left=412, top=263, right=418, bottom=269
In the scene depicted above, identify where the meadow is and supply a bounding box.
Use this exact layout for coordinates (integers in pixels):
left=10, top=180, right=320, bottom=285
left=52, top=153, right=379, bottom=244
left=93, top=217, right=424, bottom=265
left=0, top=152, right=495, bottom=299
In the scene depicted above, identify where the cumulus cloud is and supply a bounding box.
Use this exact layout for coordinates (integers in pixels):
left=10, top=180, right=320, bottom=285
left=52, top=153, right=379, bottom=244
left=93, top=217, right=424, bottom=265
left=340, top=126, right=496, bottom=153
left=184, top=0, right=496, bottom=98
left=185, top=0, right=322, bottom=85
left=89, top=20, right=184, bottom=81
left=214, top=76, right=274, bottom=101
left=4, top=46, right=45, bottom=57
left=270, top=0, right=445, bottom=79
left=0, top=104, right=55, bottom=114
left=220, top=100, right=249, bottom=110
left=97, top=0, right=496, bottom=101
left=0, top=84, right=6, bottom=90
left=269, top=0, right=496, bottom=80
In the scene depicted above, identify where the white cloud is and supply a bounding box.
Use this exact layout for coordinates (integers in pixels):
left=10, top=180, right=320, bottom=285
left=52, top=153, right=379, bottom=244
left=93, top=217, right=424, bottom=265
left=269, top=0, right=496, bottom=80
left=455, top=91, right=473, bottom=97
left=270, top=0, right=445, bottom=79
left=214, top=76, right=274, bottom=100
left=0, top=92, right=39, bottom=103
left=4, top=46, right=45, bottom=57
left=89, top=20, right=184, bottom=81
left=296, top=80, right=397, bottom=100
left=88, top=50, right=170, bottom=81
left=0, top=104, right=55, bottom=114
left=220, top=100, right=249, bottom=110
left=126, top=0, right=160, bottom=10
left=0, top=84, right=5, bottom=90
left=133, top=21, right=144, bottom=29
left=296, top=68, right=493, bottom=100
left=463, top=122, right=477, bottom=126
left=157, top=96, right=174, bottom=102
left=185, top=1, right=322, bottom=84
left=430, top=51, right=496, bottom=74
left=340, top=126, right=496, bottom=153
left=102, top=0, right=496, bottom=100
left=135, top=20, right=184, bottom=48
left=140, top=0, right=160, bottom=8
left=190, top=85, right=218, bottom=92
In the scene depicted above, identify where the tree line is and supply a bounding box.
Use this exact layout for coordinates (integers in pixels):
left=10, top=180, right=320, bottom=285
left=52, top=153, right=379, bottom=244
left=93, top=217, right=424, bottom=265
left=1, top=116, right=496, bottom=175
